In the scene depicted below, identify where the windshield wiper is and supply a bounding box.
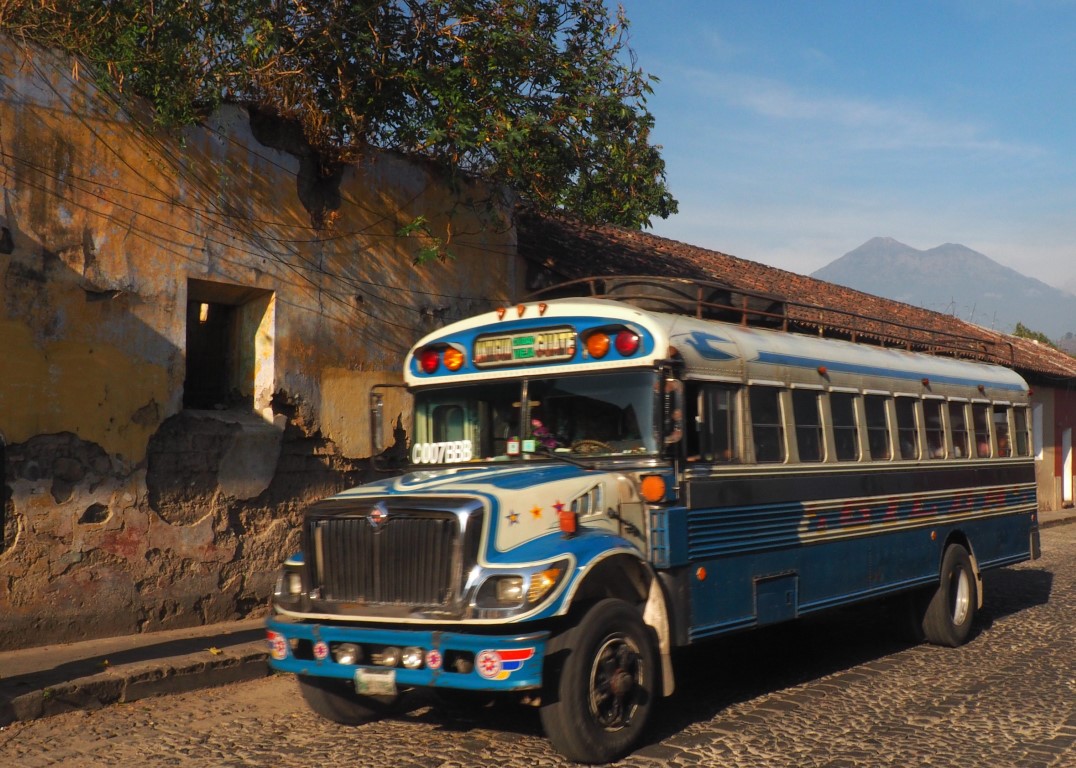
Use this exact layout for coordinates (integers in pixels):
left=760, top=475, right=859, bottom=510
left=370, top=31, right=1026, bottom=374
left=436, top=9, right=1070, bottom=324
left=533, top=446, right=600, bottom=471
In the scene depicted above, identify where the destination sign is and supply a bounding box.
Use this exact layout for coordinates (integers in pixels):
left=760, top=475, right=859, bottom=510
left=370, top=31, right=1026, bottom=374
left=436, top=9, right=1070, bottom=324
left=473, top=327, right=577, bottom=368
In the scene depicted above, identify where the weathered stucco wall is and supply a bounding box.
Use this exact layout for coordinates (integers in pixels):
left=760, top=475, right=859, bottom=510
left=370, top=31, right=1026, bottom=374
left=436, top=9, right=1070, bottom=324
left=0, top=38, right=522, bottom=649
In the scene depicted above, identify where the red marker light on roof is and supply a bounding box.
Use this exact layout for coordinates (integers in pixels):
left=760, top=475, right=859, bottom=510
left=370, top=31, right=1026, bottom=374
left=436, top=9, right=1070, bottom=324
left=615, top=330, right=641, bottom=356
left=418, top=348, right=440, bottom=374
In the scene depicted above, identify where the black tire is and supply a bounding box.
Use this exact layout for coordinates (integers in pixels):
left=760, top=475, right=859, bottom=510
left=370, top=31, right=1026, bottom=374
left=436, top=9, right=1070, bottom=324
left=297, top=674, right=402, bottom=725
left=540, top=599, right=657, bottom=764
left=921, top=544, right=978, bottom=647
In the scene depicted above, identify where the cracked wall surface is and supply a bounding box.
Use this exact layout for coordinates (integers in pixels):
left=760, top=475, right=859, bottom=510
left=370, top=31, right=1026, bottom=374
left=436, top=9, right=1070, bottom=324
left=0, top=37, right=522, bottom=650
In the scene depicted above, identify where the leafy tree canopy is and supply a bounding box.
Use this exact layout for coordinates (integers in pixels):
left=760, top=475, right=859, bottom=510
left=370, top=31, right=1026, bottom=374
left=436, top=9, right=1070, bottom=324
left=3, top=0, right=677, bottom=229
left=1013, top=322, right=1055, bottom=348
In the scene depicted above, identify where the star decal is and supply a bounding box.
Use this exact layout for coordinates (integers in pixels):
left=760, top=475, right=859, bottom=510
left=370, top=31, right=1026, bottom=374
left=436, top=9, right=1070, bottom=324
left=506, top=510, right=520, bottom=525
left=553, top=500, right=566, bottom=514
left=530, top=505, right=543, bottom=519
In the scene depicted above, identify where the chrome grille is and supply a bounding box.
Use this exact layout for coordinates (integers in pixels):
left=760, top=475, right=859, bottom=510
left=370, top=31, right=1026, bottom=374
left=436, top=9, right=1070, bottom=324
left=308, top=510, right=461, bottom=608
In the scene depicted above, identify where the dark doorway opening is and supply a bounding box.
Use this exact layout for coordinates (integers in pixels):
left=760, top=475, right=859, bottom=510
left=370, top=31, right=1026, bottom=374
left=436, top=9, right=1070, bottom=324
left=184, top=299, right=237, bottom=409
left=183, top=279, right=274, bottom=412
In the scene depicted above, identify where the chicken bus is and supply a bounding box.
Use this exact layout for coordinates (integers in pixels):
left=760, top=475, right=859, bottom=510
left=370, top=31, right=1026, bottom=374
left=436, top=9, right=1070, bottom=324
left=266, top=276, right=1040, bottom=763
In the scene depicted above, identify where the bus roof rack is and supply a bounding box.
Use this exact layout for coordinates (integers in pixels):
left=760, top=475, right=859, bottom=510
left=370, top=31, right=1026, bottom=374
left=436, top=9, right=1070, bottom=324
left=526, top=275, right=1014, bottom=367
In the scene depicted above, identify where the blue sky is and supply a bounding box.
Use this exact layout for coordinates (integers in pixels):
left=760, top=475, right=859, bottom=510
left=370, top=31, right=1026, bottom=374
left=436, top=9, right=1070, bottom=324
left=616, top=1, right=1076, bottom=292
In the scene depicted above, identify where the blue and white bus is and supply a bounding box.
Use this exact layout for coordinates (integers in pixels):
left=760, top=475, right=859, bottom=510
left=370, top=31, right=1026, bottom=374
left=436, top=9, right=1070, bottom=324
left=266, top=276, right=1040, bottom=763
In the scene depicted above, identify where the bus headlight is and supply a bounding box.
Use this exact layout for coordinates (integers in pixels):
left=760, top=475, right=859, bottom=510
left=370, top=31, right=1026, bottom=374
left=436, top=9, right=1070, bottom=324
left=496, top=576, right=525, bottom=603
left=272, top=563, right=304, bottom=608
left=475, top=561, right=568, bottom=611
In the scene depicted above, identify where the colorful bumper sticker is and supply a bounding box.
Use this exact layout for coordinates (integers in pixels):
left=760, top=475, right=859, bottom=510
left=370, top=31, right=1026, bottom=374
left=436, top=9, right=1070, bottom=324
left=475, top=648, right=536, bottom=680
left=268, top=632, right=288, bottom=661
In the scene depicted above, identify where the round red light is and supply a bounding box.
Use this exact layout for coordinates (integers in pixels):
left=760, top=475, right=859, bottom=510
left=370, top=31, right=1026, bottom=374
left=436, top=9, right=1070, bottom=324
left=615, top=330, right=640, bottom=356
left=418, top=348, right=440, bottom=374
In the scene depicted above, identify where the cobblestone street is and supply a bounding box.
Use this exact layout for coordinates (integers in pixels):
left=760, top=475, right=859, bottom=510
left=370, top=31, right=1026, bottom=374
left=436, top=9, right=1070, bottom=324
left=2, top=524, right=1073, bottom=768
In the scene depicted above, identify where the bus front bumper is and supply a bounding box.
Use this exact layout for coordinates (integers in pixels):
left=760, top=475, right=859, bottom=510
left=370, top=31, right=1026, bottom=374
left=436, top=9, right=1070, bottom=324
left=265, top=616, right=549, bottom=692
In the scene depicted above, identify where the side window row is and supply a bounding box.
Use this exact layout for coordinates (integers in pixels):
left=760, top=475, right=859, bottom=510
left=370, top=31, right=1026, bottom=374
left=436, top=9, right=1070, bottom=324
left=689, top=383, right=1031, bottom=464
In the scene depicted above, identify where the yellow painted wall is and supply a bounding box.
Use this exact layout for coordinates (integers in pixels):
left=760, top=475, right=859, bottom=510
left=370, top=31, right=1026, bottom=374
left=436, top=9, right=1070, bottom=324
left=0, top=36, right=523, bottom=649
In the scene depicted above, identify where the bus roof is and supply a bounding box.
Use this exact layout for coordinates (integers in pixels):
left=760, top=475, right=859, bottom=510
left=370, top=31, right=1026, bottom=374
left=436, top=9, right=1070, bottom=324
left=405, top=296, right=1029, bottom=399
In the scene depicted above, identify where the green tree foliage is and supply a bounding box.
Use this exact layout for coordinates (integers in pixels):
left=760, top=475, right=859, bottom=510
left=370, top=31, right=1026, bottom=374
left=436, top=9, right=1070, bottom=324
left=1013, top=322, right=1055, bottom=347
left=2, top=0, right=677, bottom=229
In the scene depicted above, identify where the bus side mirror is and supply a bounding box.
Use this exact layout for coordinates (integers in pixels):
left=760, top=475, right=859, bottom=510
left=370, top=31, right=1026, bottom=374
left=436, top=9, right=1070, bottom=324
left=663, top=378, right=684, bottom=445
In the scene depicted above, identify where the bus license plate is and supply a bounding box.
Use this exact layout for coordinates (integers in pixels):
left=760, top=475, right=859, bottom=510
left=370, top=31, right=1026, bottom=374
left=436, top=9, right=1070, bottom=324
left=355, top=668, right=397, bottom=696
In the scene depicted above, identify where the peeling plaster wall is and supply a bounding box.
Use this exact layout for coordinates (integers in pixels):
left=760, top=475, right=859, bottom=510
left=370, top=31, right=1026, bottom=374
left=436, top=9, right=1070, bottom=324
left=0, top=38, right=521, bottom=650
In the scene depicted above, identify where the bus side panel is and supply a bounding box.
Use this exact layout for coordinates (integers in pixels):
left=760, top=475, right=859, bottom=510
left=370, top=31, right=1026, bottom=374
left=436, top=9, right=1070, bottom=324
left=682, top=465, right=1036, bottom=643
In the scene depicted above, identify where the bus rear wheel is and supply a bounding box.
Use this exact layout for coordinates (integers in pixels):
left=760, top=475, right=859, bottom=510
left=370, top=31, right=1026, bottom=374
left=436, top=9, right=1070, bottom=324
left=921, top=543, right=977, bottom=647
left=540, top=598, right=657, bottom=764
left=297, top=674, right=402, bottom=725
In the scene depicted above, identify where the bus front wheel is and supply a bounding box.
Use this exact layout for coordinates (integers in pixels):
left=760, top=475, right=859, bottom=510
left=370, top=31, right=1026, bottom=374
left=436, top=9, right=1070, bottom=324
left=540, top=598, right=657, bottom=764
left=921, top=544, right=977, bottom=647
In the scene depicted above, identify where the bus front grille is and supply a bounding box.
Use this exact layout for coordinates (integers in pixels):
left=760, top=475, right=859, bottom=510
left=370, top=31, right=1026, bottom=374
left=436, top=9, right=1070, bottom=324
left=307, top=512, right=461, bottom=608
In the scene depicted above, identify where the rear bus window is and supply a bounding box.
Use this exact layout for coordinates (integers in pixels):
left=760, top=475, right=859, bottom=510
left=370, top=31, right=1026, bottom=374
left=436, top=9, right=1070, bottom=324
left=750, top=387, right=785, bottom=463
left=994, top=405, right=1012, bottom=457
left=949, top=402, right=970, bottom=458
left=831, top=392, right=860, bottom=462
left=924, top=399, right=945, bottom=459
left=865, top=395, right=891, bottom=460
left=973, top=404, right=991, bottom=457
left=1014, top=406, right=1031, bottom=456
left=697, top=384, right=740, bottom=462
left=792, top=389, right=823, bottom=462
left=895, top=397, right=919, bottom=460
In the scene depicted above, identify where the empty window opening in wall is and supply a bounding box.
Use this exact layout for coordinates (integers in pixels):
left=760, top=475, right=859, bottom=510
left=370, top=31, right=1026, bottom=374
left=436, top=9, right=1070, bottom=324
left=184, top=279, right=275, bottom=412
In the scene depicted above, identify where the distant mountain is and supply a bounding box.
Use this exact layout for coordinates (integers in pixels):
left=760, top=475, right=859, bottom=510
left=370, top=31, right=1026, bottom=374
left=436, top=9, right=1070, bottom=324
left=811, top=237, right=1076, bottom=341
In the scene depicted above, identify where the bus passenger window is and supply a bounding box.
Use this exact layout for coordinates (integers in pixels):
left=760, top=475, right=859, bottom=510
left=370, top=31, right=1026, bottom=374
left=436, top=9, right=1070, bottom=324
left=1014, top=407, right=1031, bottom=456
left=993, top=406, right=1012, bottom=457
left=831, top=392, right=859, bottom=461
left=750, top=386, right=785, bottom=463
left=698, top=385, right=740, bottom=462
left=792, top=389, right=823, bottom=462
left=949, top=402, right=970, bottom=458
left=924, top=400, right=945, bottom=459
left=433, top=404, right=466, bottom=442
left=972, top=404, right=991, bottom=457
left=895, top=398, right=919, bottom=460
left=865, top=395, right=891, bottom=460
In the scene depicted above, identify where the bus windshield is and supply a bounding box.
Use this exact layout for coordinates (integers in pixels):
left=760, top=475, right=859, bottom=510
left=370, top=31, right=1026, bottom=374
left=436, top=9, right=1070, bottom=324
left=412, top=371, right=659, bottom=463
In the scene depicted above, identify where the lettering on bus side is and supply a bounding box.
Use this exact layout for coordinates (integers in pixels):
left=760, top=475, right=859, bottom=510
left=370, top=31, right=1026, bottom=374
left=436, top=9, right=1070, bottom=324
left=411, top=440, right=474, bottom=464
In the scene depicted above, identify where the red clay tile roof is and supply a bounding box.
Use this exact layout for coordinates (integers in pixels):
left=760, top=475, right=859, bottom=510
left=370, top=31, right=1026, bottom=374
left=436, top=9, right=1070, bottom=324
left=517, top=210, right=1076, bottom=382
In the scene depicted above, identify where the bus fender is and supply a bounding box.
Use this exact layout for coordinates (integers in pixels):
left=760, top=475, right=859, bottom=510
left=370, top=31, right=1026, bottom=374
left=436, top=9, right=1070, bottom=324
left=944, top=533, right=983, bottom=610
left=558, top=548, right=675, bottom=697
left=643, top=575, right=676, bottom=697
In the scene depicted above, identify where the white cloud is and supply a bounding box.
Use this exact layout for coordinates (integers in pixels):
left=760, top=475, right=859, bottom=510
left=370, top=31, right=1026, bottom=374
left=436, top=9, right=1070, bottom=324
left=685, top=70, right=1041, bottom=157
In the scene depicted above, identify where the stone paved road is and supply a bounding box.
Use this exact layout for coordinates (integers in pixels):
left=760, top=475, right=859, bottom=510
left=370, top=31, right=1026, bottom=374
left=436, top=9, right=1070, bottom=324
left=2, top=524, right=1073, bottom=768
